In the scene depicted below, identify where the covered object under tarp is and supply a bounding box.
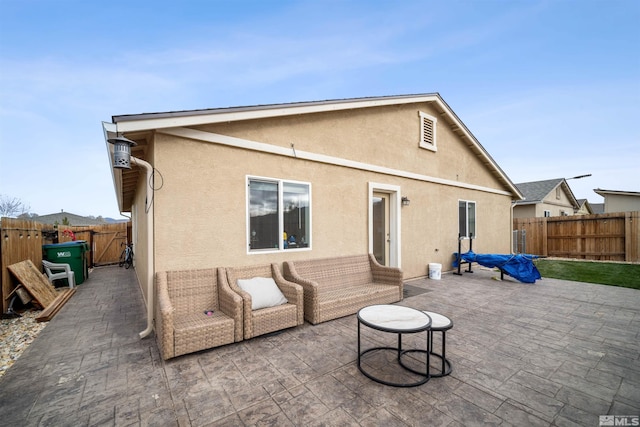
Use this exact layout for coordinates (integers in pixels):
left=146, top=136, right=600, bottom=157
left=453, top=251, right=541, bottom=284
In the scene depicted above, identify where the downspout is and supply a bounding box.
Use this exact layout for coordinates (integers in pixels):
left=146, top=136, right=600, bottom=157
left=131, top=156, right=154, bottom=339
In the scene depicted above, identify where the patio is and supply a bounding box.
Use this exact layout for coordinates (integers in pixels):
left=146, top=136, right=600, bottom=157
left=0, top=264, right=638, bottom=426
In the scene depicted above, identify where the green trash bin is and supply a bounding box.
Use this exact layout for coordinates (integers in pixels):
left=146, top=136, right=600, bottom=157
left=42, top=240, right=90, bottom=285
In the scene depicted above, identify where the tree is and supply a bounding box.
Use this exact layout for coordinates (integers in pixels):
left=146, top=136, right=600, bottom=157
left=0, top=195, right=31, bottom=218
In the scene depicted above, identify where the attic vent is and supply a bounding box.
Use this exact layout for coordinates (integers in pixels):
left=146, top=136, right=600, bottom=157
left=419, top=111, right=437, bottom=152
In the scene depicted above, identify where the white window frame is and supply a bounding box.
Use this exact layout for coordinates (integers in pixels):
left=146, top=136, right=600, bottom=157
left=246, top=175, right=312, bottom=254
left=419, top=111, right=437, bottom=152
left=543, top=210, right=551, bottom=217
left=458, top=200, right=476, bottom=239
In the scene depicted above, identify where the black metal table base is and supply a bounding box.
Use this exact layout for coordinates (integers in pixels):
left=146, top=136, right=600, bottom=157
left=400, top=348, right=452, bottom=378
left=358, top=327, right=431, bottom=388
left=430, top=327, right=452, bottom=377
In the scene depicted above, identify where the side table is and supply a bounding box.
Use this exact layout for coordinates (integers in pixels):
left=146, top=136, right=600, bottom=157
left=357, top=304, right=432, bottom=387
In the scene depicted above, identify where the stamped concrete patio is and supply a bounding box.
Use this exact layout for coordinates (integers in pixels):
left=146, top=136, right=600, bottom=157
left=0, top=264, right=638, bottom=426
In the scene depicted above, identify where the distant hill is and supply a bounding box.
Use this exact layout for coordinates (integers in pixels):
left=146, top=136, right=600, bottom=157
left=31, top=211, right=128, bottom=226
left=104, top=217, right=130, bottom=224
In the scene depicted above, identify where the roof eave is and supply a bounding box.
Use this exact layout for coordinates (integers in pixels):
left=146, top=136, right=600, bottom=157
left=112, top=93, right=442, bottom=132
left=108, top=93, right=524, bottom=200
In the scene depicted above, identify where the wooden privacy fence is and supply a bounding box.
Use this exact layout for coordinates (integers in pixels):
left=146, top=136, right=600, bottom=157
left=1, top=217, right=130, bottom=313
left=513, top=212, right=639, bottom=262
left=55, top=223, right=131, bottom=266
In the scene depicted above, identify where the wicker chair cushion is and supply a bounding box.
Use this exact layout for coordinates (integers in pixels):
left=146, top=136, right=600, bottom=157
left=173, top=312, right=235, bottom=357
left=237, top=277, right=288, bottom=310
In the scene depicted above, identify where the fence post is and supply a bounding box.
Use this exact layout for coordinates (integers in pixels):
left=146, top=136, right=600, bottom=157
left=541, top=217, right=548, bottom=257
left=625, top=211, right=639, bottom=263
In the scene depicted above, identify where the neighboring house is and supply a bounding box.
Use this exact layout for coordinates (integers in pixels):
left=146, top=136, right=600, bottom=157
left=102, top=93, right=523, bottom=321
left=513, top=178, right=580, bottom=218
left=575, top=199, right=594, bottom=215
left=32, top=211, right=107, bottom=226
left=593, top=189, right=640, bottom=213
left=591, top=203, right=605, bottom=214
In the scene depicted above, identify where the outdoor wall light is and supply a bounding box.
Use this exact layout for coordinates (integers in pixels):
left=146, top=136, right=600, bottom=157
left=107, top=135, right=137, bottom=169
left=401, top=196, right=410, bottom=206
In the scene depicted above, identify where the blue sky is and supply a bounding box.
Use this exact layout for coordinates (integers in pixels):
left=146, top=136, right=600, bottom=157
left=1, top=0, right=638, bottom=219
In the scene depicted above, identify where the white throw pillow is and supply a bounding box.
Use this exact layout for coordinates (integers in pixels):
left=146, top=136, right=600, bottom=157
left=237, top=277, right=288, bottom=310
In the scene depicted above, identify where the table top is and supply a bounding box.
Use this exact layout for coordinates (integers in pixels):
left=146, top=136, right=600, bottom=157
left=358, top=305, right=431, bottom=333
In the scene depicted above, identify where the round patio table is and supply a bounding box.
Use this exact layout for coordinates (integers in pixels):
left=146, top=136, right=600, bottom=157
left=357, top=304, right=432, bottom=387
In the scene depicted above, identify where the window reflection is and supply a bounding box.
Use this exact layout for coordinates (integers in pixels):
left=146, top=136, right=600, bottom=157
left=248, top=178, right=310, bottom=251
left=249, top=180, right=278, bottom=250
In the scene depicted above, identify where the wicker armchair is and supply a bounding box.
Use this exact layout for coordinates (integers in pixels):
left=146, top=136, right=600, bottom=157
left=223, top=264, right=304, bottom=339
left=155, top=268, right=243, bottom=360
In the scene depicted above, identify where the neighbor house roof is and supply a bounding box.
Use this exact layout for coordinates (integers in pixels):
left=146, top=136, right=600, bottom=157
left=591, top=203, right=605, bottom=214
left=514, top=178, right=579, bottom=208
left=575, top=199, right=594, bottom=214
left=593, top=189, right=640, bottom=198
left=103, top=93, right=524, bottom=212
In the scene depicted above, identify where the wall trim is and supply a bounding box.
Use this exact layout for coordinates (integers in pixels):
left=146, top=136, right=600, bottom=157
left=158, top=127, right=514, bottom=197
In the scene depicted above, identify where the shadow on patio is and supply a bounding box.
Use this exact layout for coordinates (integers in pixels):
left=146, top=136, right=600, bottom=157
left=0, top=264, right=638, bottom=426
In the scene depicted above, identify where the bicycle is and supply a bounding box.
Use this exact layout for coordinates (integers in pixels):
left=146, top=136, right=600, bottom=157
left=119, top=242, right=134, bottom=269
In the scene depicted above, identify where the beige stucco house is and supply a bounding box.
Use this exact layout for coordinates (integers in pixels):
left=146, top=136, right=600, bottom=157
left=593, top=189, right=640, bottom=213
left=102, top=94, right=523, bottom=334
left=575, top=199, right=594, bottom=215
left=513, top=178, right=580, bottom=218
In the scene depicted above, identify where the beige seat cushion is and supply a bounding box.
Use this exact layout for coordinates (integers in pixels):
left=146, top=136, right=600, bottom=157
left=173, top=312, right=235, bottom=357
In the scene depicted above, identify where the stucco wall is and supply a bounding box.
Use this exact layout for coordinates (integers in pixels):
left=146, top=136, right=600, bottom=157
left=540, top=186, right=575, bottom=216
left=604, top=194, right=640, bottom=213
left=150, top=102, right=514, bottom=279
left=513, top=204, right=536, bottom=219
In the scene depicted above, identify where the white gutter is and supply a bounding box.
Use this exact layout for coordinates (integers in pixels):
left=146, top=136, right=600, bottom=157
left=131, top=156, right=155, bottom=339
left=103, top=121, right=154, bottom=339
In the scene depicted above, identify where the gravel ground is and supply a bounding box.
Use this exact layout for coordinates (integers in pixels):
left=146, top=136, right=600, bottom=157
left=0, top=311, right=47, bottom=379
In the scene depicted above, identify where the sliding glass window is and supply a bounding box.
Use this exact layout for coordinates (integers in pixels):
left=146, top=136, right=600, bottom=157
left=248, top=177, right=311, bottom=252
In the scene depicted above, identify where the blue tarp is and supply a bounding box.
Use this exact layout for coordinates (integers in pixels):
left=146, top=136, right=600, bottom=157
left=453, top=250, right=541, bottom=284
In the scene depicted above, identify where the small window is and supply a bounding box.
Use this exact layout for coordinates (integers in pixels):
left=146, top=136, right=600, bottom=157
left=543, top=210, right=551, bottom=217
left=556, top=187, right=561, bottom=200
left=419, top=111, right=437, bottom=151
left=458, top=200, right=476, bottom=239
left=248, top=177, right=310, bottom=252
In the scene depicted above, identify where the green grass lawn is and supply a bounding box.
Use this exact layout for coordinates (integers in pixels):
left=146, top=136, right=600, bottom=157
left=535, top=259, right=640, bottom=289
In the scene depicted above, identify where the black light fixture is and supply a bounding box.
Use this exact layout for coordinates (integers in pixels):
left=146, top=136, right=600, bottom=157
left=401, top=196, right=410, bottom=206
left=107, top=135, right=137, bottom=169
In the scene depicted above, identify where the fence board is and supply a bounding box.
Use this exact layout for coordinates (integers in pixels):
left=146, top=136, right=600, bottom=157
left=1, top=218, right=45, bottom=312
left=513, top=212, right=639, bottom=262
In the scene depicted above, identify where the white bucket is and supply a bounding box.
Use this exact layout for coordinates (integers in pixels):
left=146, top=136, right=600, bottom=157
left=428, top=263, right=442, bottom=280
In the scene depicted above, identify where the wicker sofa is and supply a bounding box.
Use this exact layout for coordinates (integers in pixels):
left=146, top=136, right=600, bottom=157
left=283, top=254, right=403, bottom=325
left=223, top=264, right=304, bottom=339
left=155, top=268, right=243, bottom=360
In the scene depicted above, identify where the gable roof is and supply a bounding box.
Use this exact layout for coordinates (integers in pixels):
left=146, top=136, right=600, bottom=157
left=514, top=178, right=579, bottom=208
left=575, top=199, right=594, bottom=214
left=103, top=93, right=524, bottom=211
